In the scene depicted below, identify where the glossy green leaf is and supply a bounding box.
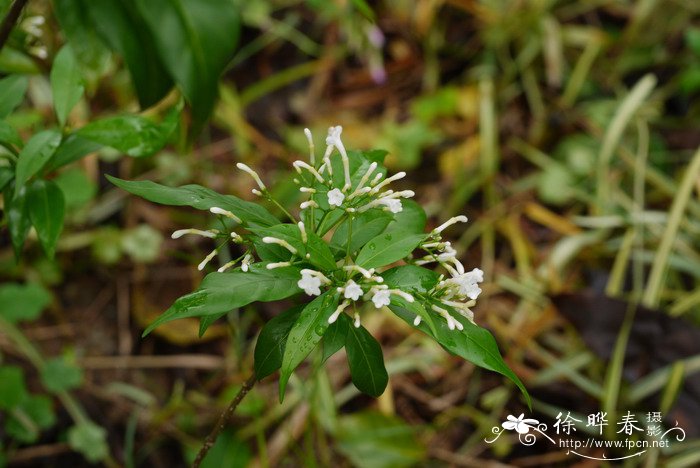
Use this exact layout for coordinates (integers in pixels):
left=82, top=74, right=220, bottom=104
left=68, top=422, right=109, bottom=463
left=0, top=366, right=27, bottom=410
left=4, top=184, right=31, bottom=259
left=331, top=210, right=393, bottom=256
left=27, top=180, right=66, bottom=258
left=322, top=313, right=350, bottom=363
left=337, top=411, right=425, bottom=468
left=50, top=45, right=84, bottom=126
left=134, top=0, right=239, bottom=129
left=84, top=0, right=172, bottom=108
left=0, top=283, right=51, bottom=324
left=76, top=111, right=177, bottom=157
left=390, top=304, right=531, bottom=407
left=254, top=305, right=303, bottom=380
left=41, top=356, right=84, bottom=393
left=356, top=233, right=425, bottom=269
left=251, top=223, right=337, bottom=271
left=0, top=120, right=22, bottom=149
left=384, top=199, right=427, bottom=234
left=45, top=134, right=101, bottom=172
left=346, top=324, right=388, bottom=397
left=389, top=295, right=437, bottom=337
left=144, top=265, right=301, bottom=335
left=279, top=292, right=339, bottom=401
left=382, top=265, right=440, bottom=293
left=107, top=175, right=279, bottom=227
left=0, top=75, right=28, bottom=118
left=14, top=130, right=62, bottom=196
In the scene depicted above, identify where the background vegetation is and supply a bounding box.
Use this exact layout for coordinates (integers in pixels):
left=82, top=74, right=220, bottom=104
left=1, top=0, right=700, bottom=466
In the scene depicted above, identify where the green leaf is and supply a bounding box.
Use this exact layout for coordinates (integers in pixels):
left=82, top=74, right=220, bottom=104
left=68, top=422, right=109, bottom=463
left=144, top=265, right=301, bottom=335
left=196, top=429, right=251, bottom=468
left=54, top=168, right=97, bottom=209
left=0, top=167, right=13, bottom=192
left=41, top=356, right=84, bottom=393
left=279, top=292, right=339, bottom=401
left=388, top=295, right=438, bottom=337
left=5, top=395, right=56, bottom=443
left=251, top=224, right=337, bottom=271
left=384, top=199, right=426, bottom=234
left=14, top=130, right=62, bottom=196
left=84, top=0, right=173, bottom=108
left=0, top=283, right=51, bottom=324
left=0, top=75, right=28, bottom=118
left=50, top=45, right=85, bottom=127
left=0, top=120, right=22, bottom=149
left=254, top=305, right=303, bottom=380
left=27, top=180, right=66, bottom=258
left=45, top=134, right=101, bottom=172
left=0, top=366, right=28, bottom=409
left=134, top=0, right=240, bottom=130
left=330, top=210, right=393, bottom=256
left=4, top=183, right=31, bottom=259
left=356, top=233, right=425, bottom=270
left=76, top=111, right=178, bottom=157
left=54, top=0, right=112, bottom=77
left=106, top=176, right=279, bottom=227
left=382, top=265, right=440, bottom=293
left=345, top=324, right=388, bottom=397
left=390, top=305, right=531, bottom=407
left=337, top=411, right=425, bottom=468
left=322, top=313, right=350, bottom=363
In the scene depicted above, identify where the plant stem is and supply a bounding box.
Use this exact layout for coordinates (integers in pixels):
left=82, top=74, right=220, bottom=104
left=0, top=0, right=28, bottom=52
left=192, top=373, right=257, bottom=467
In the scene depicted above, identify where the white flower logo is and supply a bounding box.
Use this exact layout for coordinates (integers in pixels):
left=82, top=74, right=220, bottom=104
left=502, top=414, right=539, bottom=434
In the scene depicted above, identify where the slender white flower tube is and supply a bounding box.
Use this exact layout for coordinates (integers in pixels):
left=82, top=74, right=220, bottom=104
left=171, top=229, right=218, bottom=239
left=343, top=265, right=374, bottom=278
left=198, top=249, right=218, bottom=271
left=297, top=221, right=307, bottom=243
left=300, top=269, right=332, bottom=284
left=369, top=171, right=406, bottom=194
left=217, top=260, right=237, bottom=273
left=299, top=187, right=316, bottom=193
left=236, top=163, right=266, bottom=190
left=241, top=254, right=253, bottom=272
left=325, top=126, right=352, bottom=191
left=300, top=200, right=319, bottom=210
left=389, top=289, right=414, bottom=302
left=328, top=300, right=351, bottom=324
left=433, top=215, right=469, bottom=234
left=443, top=300, right=475, bottom=324
left=432, top=304, right=463, bottom=331
left=252, top=189, right=263, bottom=196
left=267, top=261, right=292, bottom=269
left=210, top=207, right=242, bottom=223
left=370, top=172, right=384, bottom=186
left=262, top=236, right=298, bottom=254
left=348, top=162, right=378, bottom=199
left=353, top=312, right=361, bottom=328
left=293, top=160, right=325, bottom=183
left=230, top=232, right=243, bottom=243
left=413, top=315, right=422, bottom=326
left=304, top=128, right=315, bottom=165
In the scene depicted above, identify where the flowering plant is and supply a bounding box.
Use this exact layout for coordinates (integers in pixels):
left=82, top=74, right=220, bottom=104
left=108, top=126, right=528, bottom=403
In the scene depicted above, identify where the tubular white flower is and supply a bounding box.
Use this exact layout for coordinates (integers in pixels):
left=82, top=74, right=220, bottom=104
left=432, top=304, right=463, bottom=331
left=198, top=249, right=218, bottom=271
left=299, top=187, right=316, bottom=193
left=328, top=300, right=351, bottom=324
left=262, top=236, right=298, bottom=254
left=371, top=289, right=391, bottom=308
left=443, top=300, right=475, bottom=324
left=230, top=232, right=243, bottom=243
left=327, top=188, right=345, bottom=207
left=300, top=269, right=332, bottom=284
left=267, top=261, right=292, bottom=269
left=369, top=171, right=406, bottom=194
left=433, top=215, right=469, bottom=234
left=298, top=270, right=323, bottom=295
left=370, top=172, right=384, bottom=186
left=413, top=315, right=422, bottom=326
left=171, top=228, right=218, bottom=239
left=293, top=160, right=325, bottom=183
left=304, top=128, right=315, bottom=165
left=343, top=280, right=363, bottom=301
left=297, top=221, right=307, bottom=243
left=252, top=189, right=263, bottom=196
left=241, top=254, right=253, bottom=272
left=389, top=289, right=414, bottom=302
left=379, top=198, right=402, bottom=213
left=300, top=200, right=319, bottom=210
left=236, top=163, right=266, bottom=190
left=353, top=311, right=361, bottom=328
left=327, top=126, right=352, bottom=191
left=348, top=162, right=378, bottom=199
left=210, top=207, right=242, bottom=223
left=217, top=260, right=237, bottom=273
left=343, top=265, right=374, bottom=278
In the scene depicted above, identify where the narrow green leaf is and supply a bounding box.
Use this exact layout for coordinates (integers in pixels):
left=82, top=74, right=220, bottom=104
left=4, top=184, right=31, bottom=259
left=0, top=75, right=28, bottom=118
left=279, top=292, right=339, bottom=401
left=50, top=45, right=85, bottom=127
left=107, top=175, right=279, bottom=227
left=0, top=283, right=51, bottom=324
left=134, top=0, right=240, bottom=129
left=390, top=305, right=531, bottom=407
left=0, top=120, right=23, bottom=149
left=322, top=313, right=350, bottom=363
left=14, top=130, right=62, bottom=196
left=382, top=265, right=440, bottom=293
left=144, top=266, right=301, bottom=335
left=330, top=210, right=393, bottom=256
left=356, top=233, right=425, bottom=269
left=254, top=305, right=303, bottom=380
left=27, top=180, right=66, bottom=258
left=76, top=111, right=177, bottom=157
left=346, top=324, right=388, bottom=397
